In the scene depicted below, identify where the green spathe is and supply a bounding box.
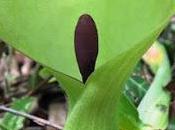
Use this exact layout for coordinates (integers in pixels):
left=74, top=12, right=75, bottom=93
left=0, top=0, right=173, bottom=80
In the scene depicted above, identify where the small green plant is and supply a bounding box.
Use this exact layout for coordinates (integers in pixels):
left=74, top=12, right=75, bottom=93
left=0, top=1, right=174, bottom=130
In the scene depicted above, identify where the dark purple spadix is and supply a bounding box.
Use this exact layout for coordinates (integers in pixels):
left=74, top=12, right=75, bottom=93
left=74, top=14, right=98, bottom=83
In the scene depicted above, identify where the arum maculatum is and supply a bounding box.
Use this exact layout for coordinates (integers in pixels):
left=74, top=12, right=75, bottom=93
left=0, top=1, right=174, bottom=130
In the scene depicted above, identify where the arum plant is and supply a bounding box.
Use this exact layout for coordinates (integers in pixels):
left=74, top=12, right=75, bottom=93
left=0, top=1, right=174, bottom=130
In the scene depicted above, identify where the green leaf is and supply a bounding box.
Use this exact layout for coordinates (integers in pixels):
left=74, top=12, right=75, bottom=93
left=116, top=94, right=143, bottom=130
left=0, top=0, right=173, bottom=81
left=138, top=42, right=171, bottom=129
left=0, top=97, right=35, bottom=130
left=124, top=75, right=149, bottom=105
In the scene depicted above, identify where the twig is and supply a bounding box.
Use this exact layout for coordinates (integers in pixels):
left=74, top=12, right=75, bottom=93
left=0, top=105, right=63, bottom=130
